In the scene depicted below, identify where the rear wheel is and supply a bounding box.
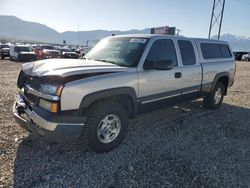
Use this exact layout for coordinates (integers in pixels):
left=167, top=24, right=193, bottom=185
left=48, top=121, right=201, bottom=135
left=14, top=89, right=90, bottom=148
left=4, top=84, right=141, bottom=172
left=203, top=82, right=225, bottom=109
left=84, top=100, right=129, bottom=153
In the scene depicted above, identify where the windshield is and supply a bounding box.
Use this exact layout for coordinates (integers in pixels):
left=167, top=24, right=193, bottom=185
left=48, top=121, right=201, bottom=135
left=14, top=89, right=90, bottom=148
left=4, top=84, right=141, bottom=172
left=61, top=49, right=71, bottom=52
left=85, top=37, right=148, bottom=67
left=1, top=45, right=9, bottom=48
left=15, top=47, right=31, bottom=52
left=41, top=46, right=54, bottom=50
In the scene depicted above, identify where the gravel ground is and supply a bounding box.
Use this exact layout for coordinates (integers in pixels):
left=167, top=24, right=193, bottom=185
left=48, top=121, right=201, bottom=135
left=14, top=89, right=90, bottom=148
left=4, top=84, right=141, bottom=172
left=0, top=59, right=250, bottom=187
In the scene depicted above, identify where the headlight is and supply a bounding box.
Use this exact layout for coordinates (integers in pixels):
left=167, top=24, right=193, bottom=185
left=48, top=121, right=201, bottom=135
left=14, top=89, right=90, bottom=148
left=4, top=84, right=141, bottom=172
left=40, top=84, right=64, bottom=96
left=39, top=99, right=58, bottom=113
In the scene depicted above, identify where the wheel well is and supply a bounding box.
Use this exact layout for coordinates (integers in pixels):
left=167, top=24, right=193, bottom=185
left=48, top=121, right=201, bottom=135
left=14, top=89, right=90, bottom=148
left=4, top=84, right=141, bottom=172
left=84, top=94, right=135, bottom=118
left=112, top=95, right=135, bottom=118
left=217, top=76, right=229, bottom=95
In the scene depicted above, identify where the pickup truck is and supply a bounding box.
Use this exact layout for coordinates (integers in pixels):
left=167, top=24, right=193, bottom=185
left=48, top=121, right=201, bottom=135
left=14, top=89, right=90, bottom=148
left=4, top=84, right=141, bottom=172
left=39, top=45, right=60, bottom=59
left=13, top=34, right=236, bottom=153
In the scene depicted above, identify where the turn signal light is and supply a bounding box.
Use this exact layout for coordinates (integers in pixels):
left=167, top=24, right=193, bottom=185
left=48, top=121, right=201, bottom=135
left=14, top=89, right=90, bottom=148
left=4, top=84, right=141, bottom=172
left=50, top=102, right=58, bottom=113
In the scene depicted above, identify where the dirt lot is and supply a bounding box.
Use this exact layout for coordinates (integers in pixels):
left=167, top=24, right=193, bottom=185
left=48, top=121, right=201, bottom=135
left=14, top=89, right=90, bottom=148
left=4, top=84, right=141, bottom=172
left=0, top=59, right=250, bottom=187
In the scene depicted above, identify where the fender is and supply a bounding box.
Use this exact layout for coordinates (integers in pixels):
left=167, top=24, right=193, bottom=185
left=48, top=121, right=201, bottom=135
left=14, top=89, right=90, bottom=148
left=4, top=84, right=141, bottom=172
left=79, top=87, right=138, bottom=115
left=211, top=72, right=230, bottom=94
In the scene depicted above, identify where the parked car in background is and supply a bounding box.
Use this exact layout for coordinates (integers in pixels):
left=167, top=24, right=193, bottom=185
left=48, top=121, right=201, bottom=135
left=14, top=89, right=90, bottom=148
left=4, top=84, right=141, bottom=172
left=10, top=45, right=36, bottom=62
left=241, top=53, right=250, bottom=61
left=0, top=44, right=10, bottom=59
left=39, top=45, right=60, bottom=59
left=32, top=45, right=41, bottom=60
left=233, top=51, right=248, bottom=61
left=59, top=48, right=79, bottom=59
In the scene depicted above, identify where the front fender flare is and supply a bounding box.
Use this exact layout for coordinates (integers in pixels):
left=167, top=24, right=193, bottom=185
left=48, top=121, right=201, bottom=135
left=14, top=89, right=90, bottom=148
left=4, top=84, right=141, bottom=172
left=79, top=87, right=138, bottom=115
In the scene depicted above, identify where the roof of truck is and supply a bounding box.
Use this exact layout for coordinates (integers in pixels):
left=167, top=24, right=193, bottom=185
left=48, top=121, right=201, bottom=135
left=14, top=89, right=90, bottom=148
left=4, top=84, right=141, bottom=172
left=111, top=34, right=226, bottom=43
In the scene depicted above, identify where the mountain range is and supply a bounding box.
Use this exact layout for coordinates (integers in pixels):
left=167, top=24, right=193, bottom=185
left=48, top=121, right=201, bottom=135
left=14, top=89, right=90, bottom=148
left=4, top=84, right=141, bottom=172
left=0, top=15, right=249, bottom=51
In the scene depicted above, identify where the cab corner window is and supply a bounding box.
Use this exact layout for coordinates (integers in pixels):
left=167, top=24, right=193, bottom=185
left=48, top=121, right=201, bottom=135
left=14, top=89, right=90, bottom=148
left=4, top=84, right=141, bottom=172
left=178, top=40, right=196, bottom=65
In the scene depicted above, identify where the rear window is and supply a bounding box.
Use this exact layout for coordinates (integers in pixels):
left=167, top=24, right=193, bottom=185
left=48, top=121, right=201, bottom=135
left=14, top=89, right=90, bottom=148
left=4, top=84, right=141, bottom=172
left=201, top=43, right=232, bottom=59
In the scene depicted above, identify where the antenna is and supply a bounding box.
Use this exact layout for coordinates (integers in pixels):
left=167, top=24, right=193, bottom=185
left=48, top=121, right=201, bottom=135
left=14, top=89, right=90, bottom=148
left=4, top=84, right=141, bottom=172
left=208, top=0, right=226, bottom=39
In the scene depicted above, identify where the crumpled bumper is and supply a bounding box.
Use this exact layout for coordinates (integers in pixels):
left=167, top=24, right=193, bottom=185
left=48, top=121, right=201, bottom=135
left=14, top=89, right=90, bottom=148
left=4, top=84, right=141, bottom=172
left=12, top=95, right=86, bottom=143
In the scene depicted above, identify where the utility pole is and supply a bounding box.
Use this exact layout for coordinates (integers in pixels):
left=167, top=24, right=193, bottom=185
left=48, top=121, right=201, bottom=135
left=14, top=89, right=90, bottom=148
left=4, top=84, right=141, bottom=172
left=208, top=0, right=226, bottom=40
left=77, top=24, right=79, bottom=46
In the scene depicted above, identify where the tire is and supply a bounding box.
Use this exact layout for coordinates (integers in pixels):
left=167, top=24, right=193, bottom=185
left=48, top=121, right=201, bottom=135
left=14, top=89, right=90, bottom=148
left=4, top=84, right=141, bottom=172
left=203, top=82, right=225, bottom=109
left=84, top=100, right=129, bottom=153
left=1, top=55, right=4, bottom=60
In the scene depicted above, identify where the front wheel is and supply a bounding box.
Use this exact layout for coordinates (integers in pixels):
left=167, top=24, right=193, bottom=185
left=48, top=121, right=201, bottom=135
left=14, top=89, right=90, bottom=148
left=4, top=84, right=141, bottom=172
left=84, top=100, right=129, bottom=153
left=203, top=82, right=225, bottom=109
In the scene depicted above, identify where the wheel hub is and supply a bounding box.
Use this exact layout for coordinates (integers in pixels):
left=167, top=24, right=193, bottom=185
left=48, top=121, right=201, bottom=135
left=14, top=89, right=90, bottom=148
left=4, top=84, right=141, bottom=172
left=214, top=88, right=222, bottom=104
left=97, top=114, right=121, bottom=144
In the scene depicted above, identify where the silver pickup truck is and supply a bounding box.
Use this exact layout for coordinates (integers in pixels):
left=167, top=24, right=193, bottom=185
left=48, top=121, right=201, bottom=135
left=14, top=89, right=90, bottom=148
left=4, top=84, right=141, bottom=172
left=13, top=34, right=236, bottom=152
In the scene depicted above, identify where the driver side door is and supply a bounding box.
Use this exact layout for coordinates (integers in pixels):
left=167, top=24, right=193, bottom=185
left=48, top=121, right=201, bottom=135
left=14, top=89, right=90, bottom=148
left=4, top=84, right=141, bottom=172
left=138, top=39, right=182, bottom=108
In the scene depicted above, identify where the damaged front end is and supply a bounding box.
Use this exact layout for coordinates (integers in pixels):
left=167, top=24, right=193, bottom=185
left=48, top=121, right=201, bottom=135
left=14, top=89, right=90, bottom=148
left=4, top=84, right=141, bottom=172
left=13, top=70, right=87, bottom=143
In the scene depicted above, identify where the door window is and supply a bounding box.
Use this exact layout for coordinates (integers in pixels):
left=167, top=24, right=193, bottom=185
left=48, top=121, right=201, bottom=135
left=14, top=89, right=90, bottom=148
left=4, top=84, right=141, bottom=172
left=144, top=39, right=178, bottom=68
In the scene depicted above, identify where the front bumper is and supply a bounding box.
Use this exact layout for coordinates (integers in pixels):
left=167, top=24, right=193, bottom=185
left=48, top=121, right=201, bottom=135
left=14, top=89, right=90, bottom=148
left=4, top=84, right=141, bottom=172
left=1, top=51, right=10, bottom=56
left=13, top=95, right=86, bottom=143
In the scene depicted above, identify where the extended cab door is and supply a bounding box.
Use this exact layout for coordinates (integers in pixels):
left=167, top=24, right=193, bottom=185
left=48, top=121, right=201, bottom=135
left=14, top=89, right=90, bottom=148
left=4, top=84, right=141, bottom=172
left=138, top=38, right=182, bottom=106
left=176, top=40, right=202, bottom=98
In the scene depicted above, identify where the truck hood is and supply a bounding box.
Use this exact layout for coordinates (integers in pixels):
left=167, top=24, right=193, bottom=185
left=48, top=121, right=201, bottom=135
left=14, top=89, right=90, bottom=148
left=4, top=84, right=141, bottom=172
left=21, top=58, right=129, bottom=77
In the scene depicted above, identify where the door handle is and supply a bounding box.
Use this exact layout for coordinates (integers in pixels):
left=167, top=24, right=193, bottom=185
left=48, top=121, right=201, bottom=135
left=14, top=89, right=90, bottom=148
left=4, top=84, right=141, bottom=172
left=175, top=72, right=182, bottom=78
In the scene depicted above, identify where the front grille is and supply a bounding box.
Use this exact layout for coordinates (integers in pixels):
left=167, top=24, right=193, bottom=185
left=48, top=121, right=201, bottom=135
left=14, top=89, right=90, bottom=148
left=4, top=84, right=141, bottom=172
left=30, top=78, right=41, bottom=90
left=23, top=88, right=39, bottom=105
left=19, top=54, right=36, bottom=61
left=52, top=52, right=58, bottom=57
left=17, top=71, right=39, bottom=88
left=28, top=93, right=39, bottom=105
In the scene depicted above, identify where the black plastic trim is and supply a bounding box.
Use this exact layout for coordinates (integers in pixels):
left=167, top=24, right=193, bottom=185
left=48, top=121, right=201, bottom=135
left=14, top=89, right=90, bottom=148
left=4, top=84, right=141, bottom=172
left=210, top=72, right=230, bottom=95
left=79, top=87, right=138, bottom=115
left=200, top=82, right=213, bottom=96
left=182, top=85, right=201, bottom=94
left=139, top=89, right=181, bottom=104
left=139, top=90, right=200, bottom=114
left=32, top=106, right=86, bottom=124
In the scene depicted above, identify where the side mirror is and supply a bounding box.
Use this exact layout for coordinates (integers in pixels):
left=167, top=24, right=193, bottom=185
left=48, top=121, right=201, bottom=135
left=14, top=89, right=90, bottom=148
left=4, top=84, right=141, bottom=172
left=154, top=59, right=174, bottom=70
